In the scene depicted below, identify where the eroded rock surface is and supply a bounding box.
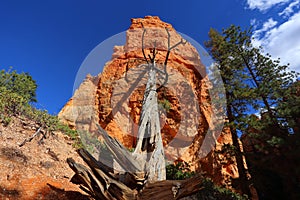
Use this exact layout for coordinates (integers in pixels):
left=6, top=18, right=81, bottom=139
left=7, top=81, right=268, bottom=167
left=59, top=16, right=239, bottom=188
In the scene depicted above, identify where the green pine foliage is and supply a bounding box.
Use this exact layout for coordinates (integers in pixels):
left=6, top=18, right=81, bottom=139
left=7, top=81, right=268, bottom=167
left=205, top=25, right=300, bottom=199
left=205, top=25, right=299, bottom=132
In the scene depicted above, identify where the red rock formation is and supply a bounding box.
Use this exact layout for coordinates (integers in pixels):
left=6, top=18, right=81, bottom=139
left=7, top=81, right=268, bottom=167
left=59, top=16, right=238, bottom=188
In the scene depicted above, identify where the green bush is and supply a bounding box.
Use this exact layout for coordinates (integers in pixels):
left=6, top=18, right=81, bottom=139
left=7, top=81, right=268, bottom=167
left=166, top=162, right=248, bottom=200
left=0, top=68, right=37, bottom=103
left=1, top=115, right=12, bottom=126
left=158, top=98, right=171, bottom=112
left=0, top=68, right=36, bottom=125
left=0, top=86, right=26, bottom=125
left=58, top=123, right=83, bottom=149
left=196, top=178, right=248, bottom=200
left=166, top=161, right=195, bottom=180
left=128, top=147, right=135, bottom=152
left=78, top=130, right=107, bottom=153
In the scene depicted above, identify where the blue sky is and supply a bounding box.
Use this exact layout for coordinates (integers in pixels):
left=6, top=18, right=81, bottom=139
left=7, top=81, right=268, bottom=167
left=0, top=0, right=299, bottom=114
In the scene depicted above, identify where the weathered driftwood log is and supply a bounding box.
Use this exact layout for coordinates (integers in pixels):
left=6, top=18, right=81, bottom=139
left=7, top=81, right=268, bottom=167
left=67, top=147, right=204, bottom=200
left=67, top=116, right=203, bottom=199
left=138, top=175, right=204, bottom=199
left=67, top=151, right=137, bottom=200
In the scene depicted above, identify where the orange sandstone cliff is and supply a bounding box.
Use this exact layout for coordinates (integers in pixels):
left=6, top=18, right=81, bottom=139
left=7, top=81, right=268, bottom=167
left=58, top=16, right=239, bottom=188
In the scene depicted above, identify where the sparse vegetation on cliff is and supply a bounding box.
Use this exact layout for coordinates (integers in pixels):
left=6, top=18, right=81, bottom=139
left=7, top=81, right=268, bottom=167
left=0, top=68, right=82, bottom=148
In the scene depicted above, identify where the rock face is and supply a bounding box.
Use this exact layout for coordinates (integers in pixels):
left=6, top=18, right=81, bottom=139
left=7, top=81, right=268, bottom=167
left=59, top=16, right=238, bottom=188
left=59, top=74, right=100, bottom=133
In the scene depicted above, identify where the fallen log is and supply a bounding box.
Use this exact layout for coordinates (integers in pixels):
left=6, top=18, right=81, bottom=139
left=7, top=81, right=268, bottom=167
left=67, top=148, right=204, bottom=200
left=138, top=175, right=203, bottom=199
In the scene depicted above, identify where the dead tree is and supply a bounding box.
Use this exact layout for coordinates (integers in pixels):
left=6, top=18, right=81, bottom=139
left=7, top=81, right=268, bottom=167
left=131, top=24, right=186, bottom=182
left=67, top=24, right=203, bottom=199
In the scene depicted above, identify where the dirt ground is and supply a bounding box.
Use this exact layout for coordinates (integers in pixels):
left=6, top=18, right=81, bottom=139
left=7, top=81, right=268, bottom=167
left=0, top=117, right=91, bottom=200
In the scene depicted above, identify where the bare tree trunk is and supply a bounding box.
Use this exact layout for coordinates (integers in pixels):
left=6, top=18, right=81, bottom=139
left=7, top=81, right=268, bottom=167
left=133, top=64, right=166, bottom=182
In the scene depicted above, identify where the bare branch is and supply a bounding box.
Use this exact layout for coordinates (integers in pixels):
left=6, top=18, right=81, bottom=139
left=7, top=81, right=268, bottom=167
left=96, top=124, right=144, bottom=178
left=141, top=23, right=149, bottom=64
left=67, top=157, right=135, bottom=200
left=164, top=28, right=187, bottom=66
left=157, top=28, right=187, bottom=91
left=125, top=61, right=130, bottom=82
left=19, top=127, right=42, bottom=147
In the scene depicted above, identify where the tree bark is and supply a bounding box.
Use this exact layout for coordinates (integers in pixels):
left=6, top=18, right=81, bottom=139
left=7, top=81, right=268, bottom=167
left=67, top=147, right=204, bottom=200
left=226, top=101, right=251, bottom=197
left=133, top=64, right=166, bottom=182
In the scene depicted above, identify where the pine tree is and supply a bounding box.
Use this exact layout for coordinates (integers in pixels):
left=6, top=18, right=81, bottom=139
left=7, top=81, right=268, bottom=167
left=205, top=25, right=299, bottom=197
left=206, top=25, right=299, bottom=135
left=205, top=26, right=253, bottom=196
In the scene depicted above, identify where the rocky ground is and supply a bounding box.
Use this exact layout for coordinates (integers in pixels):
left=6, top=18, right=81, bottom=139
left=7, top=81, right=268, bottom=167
left=0, top=117, right=91, bottom=200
